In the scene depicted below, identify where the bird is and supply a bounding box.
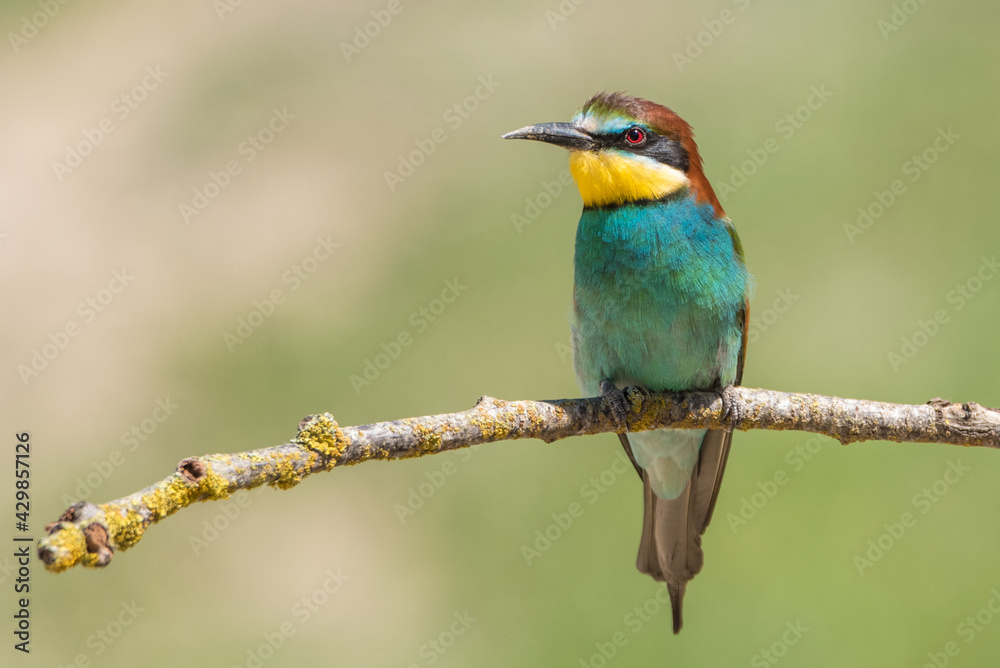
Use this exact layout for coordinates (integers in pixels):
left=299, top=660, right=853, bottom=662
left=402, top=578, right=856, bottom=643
left=503, top=92, right=750, bottom=633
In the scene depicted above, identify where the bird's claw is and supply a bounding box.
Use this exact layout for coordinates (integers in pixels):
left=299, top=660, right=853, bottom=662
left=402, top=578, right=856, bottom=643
left=600, top=379, right=630, bottom=431
left=721, top=385, right=742, bottom=429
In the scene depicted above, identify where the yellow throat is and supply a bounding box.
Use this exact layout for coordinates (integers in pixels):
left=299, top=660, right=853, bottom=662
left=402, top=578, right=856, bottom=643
left=568, top=150, right=689, bottom=207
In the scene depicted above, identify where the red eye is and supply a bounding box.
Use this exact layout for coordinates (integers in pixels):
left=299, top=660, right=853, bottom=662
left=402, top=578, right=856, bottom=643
left=625, top=128, right=646, bottom=145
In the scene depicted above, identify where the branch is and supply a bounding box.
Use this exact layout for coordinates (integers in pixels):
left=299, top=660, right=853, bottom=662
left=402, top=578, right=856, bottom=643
left=38, top=387, right=1000, bottom=573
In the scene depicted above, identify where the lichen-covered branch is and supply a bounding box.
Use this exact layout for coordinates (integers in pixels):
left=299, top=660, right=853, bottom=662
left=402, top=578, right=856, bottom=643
left=38, top=387, right=1000, bottom=573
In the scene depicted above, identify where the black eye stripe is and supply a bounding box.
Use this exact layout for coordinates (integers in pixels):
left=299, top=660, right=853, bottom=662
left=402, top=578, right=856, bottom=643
left=592, top=130, right=691, bottom=173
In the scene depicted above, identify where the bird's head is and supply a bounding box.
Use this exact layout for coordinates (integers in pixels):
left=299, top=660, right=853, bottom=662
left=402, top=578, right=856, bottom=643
left=504, top=92, right=722, bottom=215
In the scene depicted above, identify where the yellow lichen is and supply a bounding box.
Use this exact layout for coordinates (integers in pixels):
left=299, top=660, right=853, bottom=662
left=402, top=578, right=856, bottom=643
left=468, top=399, right=509, bottom=441
left=475, top=411, right=510, bottom=441
left=397, top=421, right=443, bottom=459
left=141, top=481, right=194, bottom=521
left=137, top=462, right=232, bottom=525
left=103, top=507, right=146, bottom=551
left=269, top=453, right=305, bottom=489
left=39, top=523, right=87, bottom=573
left=295, top=413, right=347, bottom=460
left=630, top=392, right=670, bottom=433
left=80, top=552, right=104, bottom=569
left=198, top=461, right=233, bottom=500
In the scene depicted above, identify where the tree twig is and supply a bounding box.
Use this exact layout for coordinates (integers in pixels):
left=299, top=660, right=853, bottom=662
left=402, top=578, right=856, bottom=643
left=38, top=387, right=1000, bottom=573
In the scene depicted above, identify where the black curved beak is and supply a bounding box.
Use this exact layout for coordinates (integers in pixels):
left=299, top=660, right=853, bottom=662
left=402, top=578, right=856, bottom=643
left=502, top=122, right=595, bottom=151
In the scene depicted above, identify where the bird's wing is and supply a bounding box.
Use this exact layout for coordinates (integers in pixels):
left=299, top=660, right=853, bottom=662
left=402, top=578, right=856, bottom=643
left=697, top=295, right=748, bottom=531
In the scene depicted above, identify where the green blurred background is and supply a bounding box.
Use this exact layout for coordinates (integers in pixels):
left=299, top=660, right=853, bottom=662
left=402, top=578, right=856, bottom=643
left=3, top=0, right=1000, bottom=665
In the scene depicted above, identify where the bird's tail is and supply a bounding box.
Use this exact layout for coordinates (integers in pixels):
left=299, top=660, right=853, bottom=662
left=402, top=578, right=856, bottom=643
left=632, top=427, right=733, bottom=633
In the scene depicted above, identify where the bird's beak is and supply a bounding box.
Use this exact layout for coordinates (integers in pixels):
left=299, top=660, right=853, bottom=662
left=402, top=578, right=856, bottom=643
left=502, top=122, right=595, bottom=151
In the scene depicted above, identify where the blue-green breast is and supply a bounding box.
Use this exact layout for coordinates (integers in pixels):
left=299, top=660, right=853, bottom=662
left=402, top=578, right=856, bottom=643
left=572, top=192, right=749, bottom=396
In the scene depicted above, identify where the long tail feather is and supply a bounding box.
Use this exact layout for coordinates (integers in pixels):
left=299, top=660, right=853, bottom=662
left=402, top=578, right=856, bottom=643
left=629, top=427, right=733, bottom=633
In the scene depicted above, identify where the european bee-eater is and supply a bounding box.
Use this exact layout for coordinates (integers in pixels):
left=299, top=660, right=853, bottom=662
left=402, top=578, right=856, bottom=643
left=504, top=93, right=750, bottom=633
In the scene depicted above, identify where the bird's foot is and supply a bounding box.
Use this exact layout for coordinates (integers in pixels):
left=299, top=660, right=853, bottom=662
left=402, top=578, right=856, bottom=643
left=721, top=385, right=742, bottom=430
left=599, top=379, right=630, bottom=431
